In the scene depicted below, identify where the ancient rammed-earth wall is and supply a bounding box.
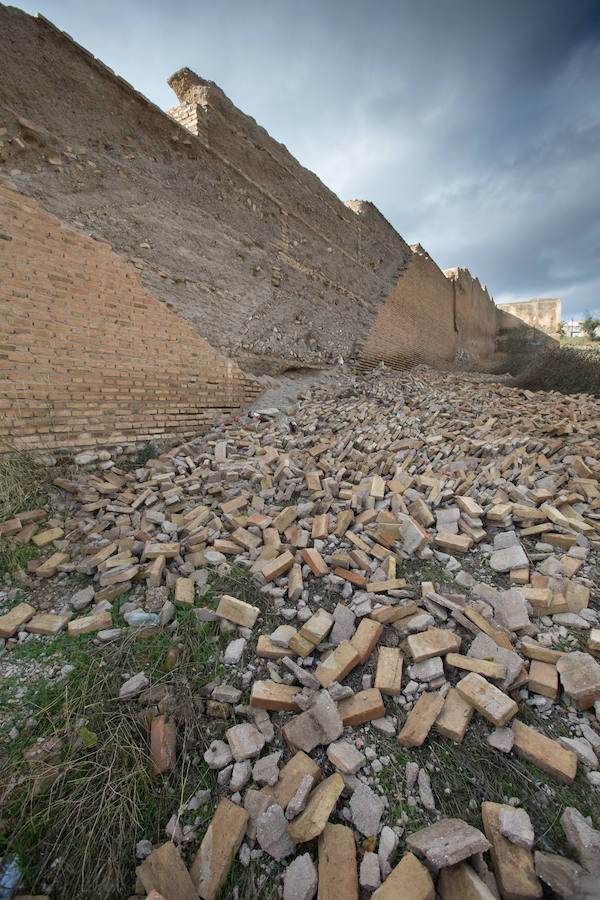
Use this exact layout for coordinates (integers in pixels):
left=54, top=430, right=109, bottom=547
left=0, top=6, right=551, bottom=451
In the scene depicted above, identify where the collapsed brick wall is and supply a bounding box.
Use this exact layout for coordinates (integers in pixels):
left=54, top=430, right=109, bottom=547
left=0, top=179, right=260, bottom=451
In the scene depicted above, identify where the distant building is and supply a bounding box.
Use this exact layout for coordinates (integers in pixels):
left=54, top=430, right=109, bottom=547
left=496, top=298, right=562, bottom=341
left=563, top=319, right=584, bottom=338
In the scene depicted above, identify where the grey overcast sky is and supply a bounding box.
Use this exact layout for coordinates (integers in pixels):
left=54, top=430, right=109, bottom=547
left=14, top=0, right=600, bottom=321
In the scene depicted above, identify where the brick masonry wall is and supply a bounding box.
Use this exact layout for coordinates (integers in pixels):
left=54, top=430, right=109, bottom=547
left=444, top=267, right=499, bottom=365
left=358, top=250, right=457, bottom=371
left=0, top=179, right=261, bottom=451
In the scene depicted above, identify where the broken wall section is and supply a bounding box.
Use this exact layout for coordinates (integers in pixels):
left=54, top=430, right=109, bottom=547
left=444, top=267, right=500, bottom=366
left=497, top=298, right=562, bottom=341
left=358, top=248, right=458, bottom=371
left=0, top=180, right=260, bottom=451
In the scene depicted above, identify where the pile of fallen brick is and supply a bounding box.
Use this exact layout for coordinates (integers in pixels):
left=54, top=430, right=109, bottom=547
left=1, top=366, right=600, bottom=899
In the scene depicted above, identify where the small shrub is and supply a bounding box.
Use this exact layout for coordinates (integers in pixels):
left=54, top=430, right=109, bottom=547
left=132, top=443, right=157, bottom=468
left=582, top=312, right=600, bottom=341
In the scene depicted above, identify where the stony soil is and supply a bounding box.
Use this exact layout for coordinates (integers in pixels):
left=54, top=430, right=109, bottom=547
left=1, top=364, right=600, bottom=899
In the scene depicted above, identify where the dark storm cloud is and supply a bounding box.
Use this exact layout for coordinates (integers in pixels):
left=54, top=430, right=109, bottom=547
left=15, top=0, right=600, bottom=318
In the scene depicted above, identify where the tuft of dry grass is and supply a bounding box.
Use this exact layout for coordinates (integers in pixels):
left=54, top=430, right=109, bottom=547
left=0, top=443, right=52, bottom=521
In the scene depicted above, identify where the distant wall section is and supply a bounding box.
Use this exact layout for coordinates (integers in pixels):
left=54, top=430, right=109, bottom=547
left=497, top=298, right=562, bottom=341
left=0, top=180, right=260, bottom=451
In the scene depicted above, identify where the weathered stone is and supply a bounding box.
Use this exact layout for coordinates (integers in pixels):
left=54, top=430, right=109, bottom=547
left=378, top=825, right=399, bottom=880
left=119, top=672, right=149, bottom=698
left=409, top=656, right=444, bottom=683
left=487, top=726, right=514, bottom=753
left=418, top=768, right=436, bottom=811
left=490, top=543, right=528, bottom=573
left=285, top=773, right=314, bottom=820
left=253, top=751, right=282, bottom=787
left=557, top=736, right=598, bottom=769
left=490, top=588, right=530, bottom=631
left=257, top=803, right=295, bottom=860
left=468, top=633, right=523, bottom=690
left=360, top=851, right=381, bottom=891
left=283, top=852, right=318, bottom=900
left=406, top=818, right=490, bottom=868
left=326, top=740, right=366, bottom=775
left=270, top=624, right=297, bottom=647
left=230, top=759, right=251, bottom=792
left=283, top=711, right=324, bottom=754
left=223, top=637, right=246, bottom=664
left=349, top=781, right=385, bottom=836
left=534, top=851, right=587, bottom=898
left=560, top=806, right=600, bottom=874
left=70, top=585, right=95, bottom=610
left=498, top=806, right=535, bottom=850
left=225, top=723, right=265, bottom=761
left=204, top=740, right=233, bottom=770
left=556, top=652, right=600, bottom=708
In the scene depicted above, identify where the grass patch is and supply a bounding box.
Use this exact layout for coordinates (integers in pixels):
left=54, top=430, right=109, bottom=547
left=0, top=603, right=243, bottom=898
left=0, top=537, right=42, bottom=580
left=0, top=446, right=53, bottom=521
left=0, top=565, right=273, bottom=898
left=122, top=443, right=158, bottom=471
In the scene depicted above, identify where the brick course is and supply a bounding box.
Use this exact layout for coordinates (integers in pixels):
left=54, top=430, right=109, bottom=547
left=0, top=180, right=260, bottom=451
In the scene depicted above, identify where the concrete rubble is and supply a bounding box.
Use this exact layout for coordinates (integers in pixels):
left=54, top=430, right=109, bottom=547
left=1, top=364, right=600, bottom=896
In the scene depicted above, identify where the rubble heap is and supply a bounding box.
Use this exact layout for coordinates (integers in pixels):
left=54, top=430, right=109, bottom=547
left=1, top=365, right=600, bottom=899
